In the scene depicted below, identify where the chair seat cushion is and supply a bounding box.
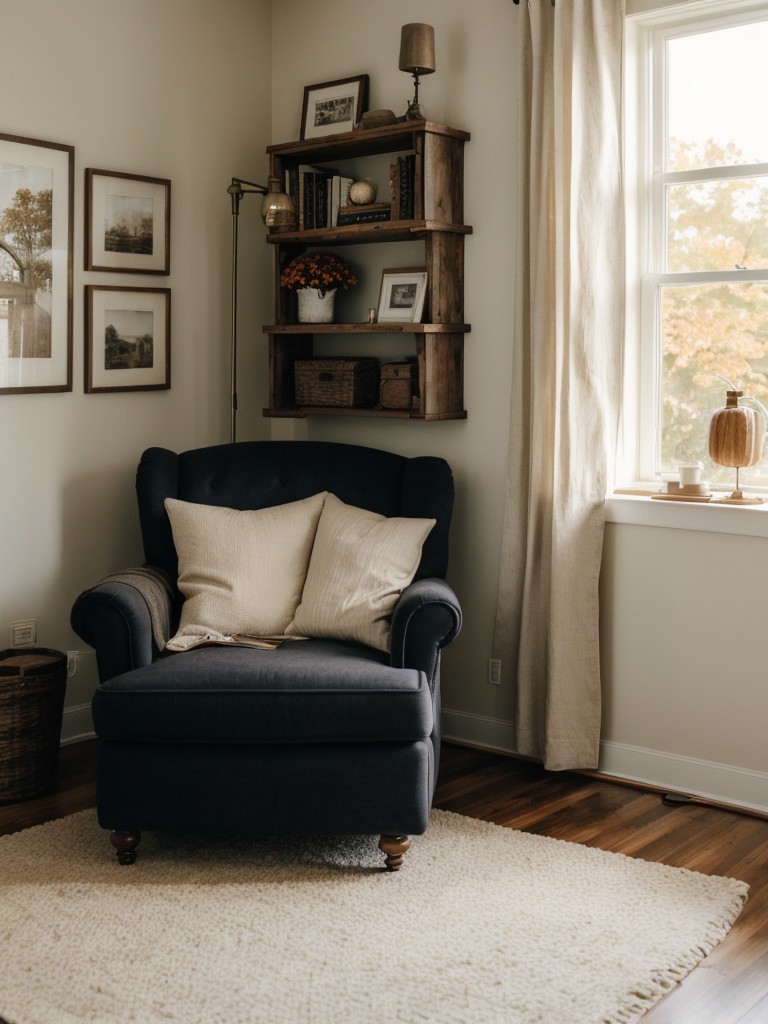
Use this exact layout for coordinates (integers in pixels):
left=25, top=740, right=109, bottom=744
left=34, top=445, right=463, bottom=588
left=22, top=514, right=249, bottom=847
left=92, top=640, right=433, bottom=744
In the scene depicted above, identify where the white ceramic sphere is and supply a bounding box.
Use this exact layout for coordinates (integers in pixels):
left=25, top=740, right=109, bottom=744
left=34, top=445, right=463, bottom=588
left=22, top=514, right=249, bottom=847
left=349, top=179, right=377, bottom=205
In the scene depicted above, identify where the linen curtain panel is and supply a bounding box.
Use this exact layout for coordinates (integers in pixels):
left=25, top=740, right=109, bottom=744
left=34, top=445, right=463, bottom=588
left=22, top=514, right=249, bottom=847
left=493, top=0, right=624, bottom=770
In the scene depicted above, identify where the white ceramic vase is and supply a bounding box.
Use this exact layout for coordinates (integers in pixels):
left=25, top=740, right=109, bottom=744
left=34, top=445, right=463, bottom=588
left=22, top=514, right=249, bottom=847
left=297, top=288, right=336, bottom=323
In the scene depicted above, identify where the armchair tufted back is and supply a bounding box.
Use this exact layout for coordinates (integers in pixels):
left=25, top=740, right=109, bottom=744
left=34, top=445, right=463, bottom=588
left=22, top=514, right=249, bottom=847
left=136, top=441, right=455, bottom=583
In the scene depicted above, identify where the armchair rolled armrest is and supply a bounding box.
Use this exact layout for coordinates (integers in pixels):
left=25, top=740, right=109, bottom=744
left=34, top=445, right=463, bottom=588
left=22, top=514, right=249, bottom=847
left=390, top=577, right=462, bottom=682
left=70, top=566, right=179, bottom=683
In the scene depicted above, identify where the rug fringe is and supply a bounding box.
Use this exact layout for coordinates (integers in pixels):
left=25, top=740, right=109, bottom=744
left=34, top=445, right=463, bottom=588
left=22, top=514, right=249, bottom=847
left=605, top=890, right=749, bottom=1024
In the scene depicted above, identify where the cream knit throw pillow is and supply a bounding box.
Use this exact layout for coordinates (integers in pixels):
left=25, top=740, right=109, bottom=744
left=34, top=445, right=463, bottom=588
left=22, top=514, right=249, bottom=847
left=287, top=493, right=435, bottom=652
left=165, top=492, right=327, bottom=642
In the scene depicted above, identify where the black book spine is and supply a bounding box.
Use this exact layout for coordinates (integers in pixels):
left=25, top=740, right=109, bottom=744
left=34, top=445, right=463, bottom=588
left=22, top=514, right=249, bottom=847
left=336, top=209, right=391, bottom=225
left=405, top=154, right=415, bottom=219
left=304, top=173, right=315, bottom=229
left=316, top=175, right=329, bottom=229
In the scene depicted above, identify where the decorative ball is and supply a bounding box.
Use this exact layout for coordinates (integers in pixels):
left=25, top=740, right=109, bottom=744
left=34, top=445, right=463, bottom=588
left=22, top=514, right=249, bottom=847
left=349, top=179, right=377, bottom=205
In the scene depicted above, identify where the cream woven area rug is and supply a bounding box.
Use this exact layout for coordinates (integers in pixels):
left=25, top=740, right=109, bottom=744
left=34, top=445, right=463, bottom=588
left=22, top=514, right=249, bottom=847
left=0, top=808, right=747, bottom=1024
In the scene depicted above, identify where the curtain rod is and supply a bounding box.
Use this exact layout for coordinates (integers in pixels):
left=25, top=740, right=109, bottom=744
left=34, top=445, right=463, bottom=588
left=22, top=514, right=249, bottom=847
left=513, top=1, right=556, bottom=5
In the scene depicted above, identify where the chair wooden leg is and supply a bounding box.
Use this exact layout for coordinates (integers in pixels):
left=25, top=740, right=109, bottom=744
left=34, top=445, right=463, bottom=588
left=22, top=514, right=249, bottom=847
left=110, top=829, right=141, bottom=865
left=378, top=834, right=411, bottom=871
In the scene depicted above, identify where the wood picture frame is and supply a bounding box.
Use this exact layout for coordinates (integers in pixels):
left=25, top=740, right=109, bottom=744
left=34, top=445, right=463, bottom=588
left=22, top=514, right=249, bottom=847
left=85, top=285, right=170, bottom=393
left=377, top=267, right=428, bottom=323
left=300, top=75, right=369, bottom=140
left=85, top=169, right=171, bottom=274
left=0, top=132, right=74, bottom=395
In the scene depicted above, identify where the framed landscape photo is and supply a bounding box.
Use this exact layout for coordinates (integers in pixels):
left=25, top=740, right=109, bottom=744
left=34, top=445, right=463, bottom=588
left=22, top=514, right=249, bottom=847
left=85, top=169, right=170, bottom=274
left=377, top=268, right=428, bottom=323
left=0, top=132, right=74, bottom=394
left=300, top=74, right=369, bottom=140
left=85, top=285, right=170, bottom=393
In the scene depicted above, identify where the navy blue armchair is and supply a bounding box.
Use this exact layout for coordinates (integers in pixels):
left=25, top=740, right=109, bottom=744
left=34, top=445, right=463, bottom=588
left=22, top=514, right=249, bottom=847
left=71, top=441, right=461, bottom=870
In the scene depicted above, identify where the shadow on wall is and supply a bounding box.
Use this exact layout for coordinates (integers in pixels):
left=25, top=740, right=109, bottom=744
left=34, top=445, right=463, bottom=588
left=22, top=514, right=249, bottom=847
left=61, top=464, right=145, bottom=614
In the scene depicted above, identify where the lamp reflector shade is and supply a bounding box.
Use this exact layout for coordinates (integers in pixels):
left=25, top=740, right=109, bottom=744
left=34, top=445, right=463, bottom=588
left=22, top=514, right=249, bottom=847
left=399, top=23, right=436, bottom=75
left=261, top=176, right=296, bottom=229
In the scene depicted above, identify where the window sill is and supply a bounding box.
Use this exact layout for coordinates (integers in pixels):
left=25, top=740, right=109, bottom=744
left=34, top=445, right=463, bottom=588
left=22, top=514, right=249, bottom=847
left=605, top=492, right=768, bottom=538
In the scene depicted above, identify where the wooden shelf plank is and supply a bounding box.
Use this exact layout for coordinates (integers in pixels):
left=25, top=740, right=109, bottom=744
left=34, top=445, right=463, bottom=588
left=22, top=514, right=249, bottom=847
left=266, top=120, right=470, bottom=163
left=262, top=323, right=471, bottom=335
left=264, top=406, right=467, bottom=421
left=266, top=220, right=472, bottom=246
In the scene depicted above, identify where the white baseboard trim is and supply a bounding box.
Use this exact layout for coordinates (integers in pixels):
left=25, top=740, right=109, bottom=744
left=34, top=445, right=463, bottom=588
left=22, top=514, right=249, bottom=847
left=60, top=703, right=95, bottom=747
left=442, top=707, right=768, bottom=816
left=442, top=708, right=517, bottom=754
left=598, top=740, right=768, bottom=816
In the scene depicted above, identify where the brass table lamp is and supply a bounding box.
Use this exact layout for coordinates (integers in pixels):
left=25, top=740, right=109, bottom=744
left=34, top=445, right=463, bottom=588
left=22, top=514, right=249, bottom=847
left=399, top=23, right=436, bottom=121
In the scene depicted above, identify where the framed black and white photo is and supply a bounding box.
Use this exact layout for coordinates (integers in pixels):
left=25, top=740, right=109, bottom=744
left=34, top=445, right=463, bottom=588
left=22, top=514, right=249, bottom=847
left=85, top=285, right=170, bottom=393
left=85, top=169, right=171, bottom=274
left=377, top=268, right=428, bottom=323
left=0, top=132, right=74, bottom=395
left=300, top=75, right=369, bottom=140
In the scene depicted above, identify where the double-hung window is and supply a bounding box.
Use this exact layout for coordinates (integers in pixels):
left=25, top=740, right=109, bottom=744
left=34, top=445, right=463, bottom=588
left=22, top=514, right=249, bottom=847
left=624, top=0, right=768, bottom=489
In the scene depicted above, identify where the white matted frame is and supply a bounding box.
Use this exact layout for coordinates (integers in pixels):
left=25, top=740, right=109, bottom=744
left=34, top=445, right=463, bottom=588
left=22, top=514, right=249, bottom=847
left=85, top=285, right=170, bottom=393
left=0, top=132, right=74, bottom=395
left=85, top=169, right=171, bottom=274
left=300, top=75, right=369, bottom=140
left=377, top=267, right=428, bottom=323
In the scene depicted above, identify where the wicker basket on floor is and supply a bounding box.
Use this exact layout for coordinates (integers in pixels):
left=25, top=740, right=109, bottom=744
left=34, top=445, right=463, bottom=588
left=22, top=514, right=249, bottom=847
left=0, top=648, right=67, bottom=802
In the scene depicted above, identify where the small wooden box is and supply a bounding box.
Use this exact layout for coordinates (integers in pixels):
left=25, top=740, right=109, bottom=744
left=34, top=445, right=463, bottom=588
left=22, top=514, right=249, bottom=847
left=294, top=358, right=378, bottom=408
left=379, top=362, right=418, bottom=410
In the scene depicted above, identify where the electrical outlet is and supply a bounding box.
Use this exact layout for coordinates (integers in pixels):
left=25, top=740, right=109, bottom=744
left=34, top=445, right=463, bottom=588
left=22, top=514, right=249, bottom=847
left=67, top=651, right=79, bottom=677
left=10, top=619, right=37, bottom=647
left=488, top=658, right=501, bottom=685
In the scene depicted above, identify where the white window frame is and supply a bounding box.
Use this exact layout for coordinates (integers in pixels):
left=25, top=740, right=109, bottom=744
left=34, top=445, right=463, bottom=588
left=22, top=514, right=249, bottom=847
left=622, top=0, right=768, bottom=489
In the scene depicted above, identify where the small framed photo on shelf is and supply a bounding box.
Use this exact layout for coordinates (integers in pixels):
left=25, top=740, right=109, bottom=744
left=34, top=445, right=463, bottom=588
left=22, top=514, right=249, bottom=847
left=85, top=285, right=170, bottom=393
left=300, top=74, right=369, bottom=140
left=85, top=169, right=171, bottom=274
left=377, top=268, right=428, bottom=323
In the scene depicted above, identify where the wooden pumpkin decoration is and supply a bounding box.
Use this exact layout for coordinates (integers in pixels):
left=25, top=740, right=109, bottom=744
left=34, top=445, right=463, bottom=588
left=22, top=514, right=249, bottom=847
left=708, top=390, right=765, bottom=503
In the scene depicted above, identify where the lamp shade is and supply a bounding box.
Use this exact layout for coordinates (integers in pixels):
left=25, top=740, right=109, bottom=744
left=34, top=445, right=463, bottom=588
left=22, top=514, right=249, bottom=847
left=708, top=390, right=764, bottom=468
left=399, top=23, right=436, bottom=75
left=260, top=175, right=296, bottom=229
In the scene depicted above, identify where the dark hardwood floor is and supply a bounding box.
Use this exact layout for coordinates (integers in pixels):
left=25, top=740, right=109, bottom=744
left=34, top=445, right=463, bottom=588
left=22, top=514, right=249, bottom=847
left=435, top=745, right=768, bottom=1024
left=2, top=740, right=766, bottom=1023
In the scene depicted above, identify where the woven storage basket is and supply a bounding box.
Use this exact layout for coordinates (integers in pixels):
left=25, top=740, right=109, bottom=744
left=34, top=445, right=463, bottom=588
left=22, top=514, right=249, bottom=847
left=380, top=361, right=418, bottom=410
left=0, top=647, right=67, bottom=802
left=295, top=358, right=378, bottom=408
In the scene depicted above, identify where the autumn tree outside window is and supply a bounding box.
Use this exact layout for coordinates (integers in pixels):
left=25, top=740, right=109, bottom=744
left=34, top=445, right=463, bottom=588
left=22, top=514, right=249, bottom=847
left=624, top=0, right=768, bottom=489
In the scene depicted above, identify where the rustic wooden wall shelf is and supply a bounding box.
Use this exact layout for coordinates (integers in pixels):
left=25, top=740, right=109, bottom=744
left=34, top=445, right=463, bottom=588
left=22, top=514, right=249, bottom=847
left=262, top=120, right=471, bottom=421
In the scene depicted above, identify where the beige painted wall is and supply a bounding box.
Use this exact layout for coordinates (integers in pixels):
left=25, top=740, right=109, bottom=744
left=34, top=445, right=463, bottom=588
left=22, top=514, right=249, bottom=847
left=0, top=0, right=273, bottom=718
left=601, top=523, right=766, bottom=773
left=600, top=518, right=768, bottom=809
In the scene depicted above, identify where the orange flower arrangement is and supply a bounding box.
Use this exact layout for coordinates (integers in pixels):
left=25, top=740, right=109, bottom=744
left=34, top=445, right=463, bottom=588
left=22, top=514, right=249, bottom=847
left=279, top=252, right=357, bottom=297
